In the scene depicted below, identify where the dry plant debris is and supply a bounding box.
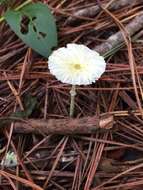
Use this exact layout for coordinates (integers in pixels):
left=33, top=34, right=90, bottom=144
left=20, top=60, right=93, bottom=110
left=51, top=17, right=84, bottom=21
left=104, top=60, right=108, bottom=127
left=0, top=0, right=143, bottom=189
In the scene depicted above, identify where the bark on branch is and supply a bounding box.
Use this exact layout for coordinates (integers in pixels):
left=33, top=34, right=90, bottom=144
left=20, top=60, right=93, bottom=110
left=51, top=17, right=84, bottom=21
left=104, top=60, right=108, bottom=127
left=94, top=13, right=143, bottom=55
left=67, top=0, right=139, bottom=25
left=11, top=114, right=113, bottom=135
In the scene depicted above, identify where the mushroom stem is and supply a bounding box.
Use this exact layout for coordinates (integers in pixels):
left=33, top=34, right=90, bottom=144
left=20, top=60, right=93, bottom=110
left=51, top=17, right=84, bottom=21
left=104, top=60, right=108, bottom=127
left=69, top=85, right=76, bottom=117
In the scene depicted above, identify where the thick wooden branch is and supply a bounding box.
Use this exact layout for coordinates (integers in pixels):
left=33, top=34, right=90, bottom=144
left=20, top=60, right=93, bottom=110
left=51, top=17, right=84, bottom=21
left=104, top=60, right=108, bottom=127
left=94, top=14, right=143, bottom=55
left=67, top=0, right=138, bottom=25
left=12, top=114, right=113, bottom=134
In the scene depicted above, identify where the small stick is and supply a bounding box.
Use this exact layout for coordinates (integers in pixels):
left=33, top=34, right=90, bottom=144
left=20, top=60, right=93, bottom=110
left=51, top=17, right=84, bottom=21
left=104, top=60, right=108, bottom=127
left=9, top=114, right=113, bottom=135
left=2, top=109, right=142, bottom=135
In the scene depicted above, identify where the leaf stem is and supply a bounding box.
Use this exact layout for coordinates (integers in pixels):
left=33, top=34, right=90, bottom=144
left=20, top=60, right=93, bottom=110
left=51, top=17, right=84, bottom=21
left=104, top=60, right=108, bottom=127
left=0, top=0, right=33, bottom=23
left=69, top=85, right=76, bottom=117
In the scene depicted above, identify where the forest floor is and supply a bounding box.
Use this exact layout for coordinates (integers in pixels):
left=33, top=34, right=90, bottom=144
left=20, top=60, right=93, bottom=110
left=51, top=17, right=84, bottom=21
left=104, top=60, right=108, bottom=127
left=0, top=0, right=143, bottom=189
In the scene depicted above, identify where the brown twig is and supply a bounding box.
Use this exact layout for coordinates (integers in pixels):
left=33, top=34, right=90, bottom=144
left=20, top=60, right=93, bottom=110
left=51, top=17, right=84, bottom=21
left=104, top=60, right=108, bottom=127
left=7, top=114, right=114, bottom=134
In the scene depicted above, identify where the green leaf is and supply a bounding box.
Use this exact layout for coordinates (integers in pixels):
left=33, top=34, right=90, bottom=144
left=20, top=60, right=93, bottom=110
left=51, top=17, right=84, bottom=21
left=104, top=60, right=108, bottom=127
left=12, top=95, right=37, bottom=118
left=4, top=2, right=58, bottom=57
left=0, top=0, right=10, bottom=5
left=0, top=0, right=7, bottom=3
left=24, top=94, right=37, bottom=117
